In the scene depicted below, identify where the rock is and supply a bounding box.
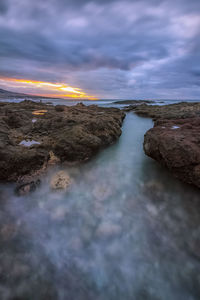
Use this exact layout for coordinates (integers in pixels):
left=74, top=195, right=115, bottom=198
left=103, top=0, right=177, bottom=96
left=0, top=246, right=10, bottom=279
left=16, top=179, right=41, bottom=196
left=50, top=170, right=71, bottom=190
left=143, top=180, right=164, bottom=202
left=0, top=101, right=125, bottom=184
left=143, top=117, right=200, bottom=188
left=129, top=102, right=200, bottom=120
left=48, top=151, right=60, bottom=165
left=55, top=105, right=65, bottom=112
left=0, top=102, right=121, bottom=192
left=113, top=99, right=155, bottom=105
left=126, top=101, right=200, bottom=188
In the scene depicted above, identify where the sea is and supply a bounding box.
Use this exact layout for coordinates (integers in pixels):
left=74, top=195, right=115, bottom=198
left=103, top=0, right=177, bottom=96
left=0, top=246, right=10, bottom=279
left=1, top=97, right=200, bottom=107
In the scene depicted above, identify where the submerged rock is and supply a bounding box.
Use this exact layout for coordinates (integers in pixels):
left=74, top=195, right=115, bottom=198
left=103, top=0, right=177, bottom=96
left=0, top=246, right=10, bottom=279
left=16, top=179, right=41, bottom=196
left=50, top=170, right=71, bottom=190
left=143, top=180, right=164, bottom=202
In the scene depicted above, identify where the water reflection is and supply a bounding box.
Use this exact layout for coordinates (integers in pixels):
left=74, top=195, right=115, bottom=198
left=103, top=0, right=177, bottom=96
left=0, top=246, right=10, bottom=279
left=0, top=114, right=200, bottom=300
left=32, top=110, right=48, bottom=116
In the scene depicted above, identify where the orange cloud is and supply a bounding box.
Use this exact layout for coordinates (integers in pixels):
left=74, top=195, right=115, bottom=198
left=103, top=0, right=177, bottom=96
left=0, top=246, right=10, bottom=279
left=0, top=77, right=97, bottom=100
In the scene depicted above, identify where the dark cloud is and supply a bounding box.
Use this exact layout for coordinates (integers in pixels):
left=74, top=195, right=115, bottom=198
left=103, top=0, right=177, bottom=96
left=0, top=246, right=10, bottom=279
left=0, top=0, right=200, bottom=98
left=0, top=0, right=8, bottom=14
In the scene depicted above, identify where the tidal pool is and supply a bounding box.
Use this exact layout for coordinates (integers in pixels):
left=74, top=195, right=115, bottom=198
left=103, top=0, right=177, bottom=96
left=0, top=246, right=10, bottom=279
left=0, top=113, right=200, bottom=300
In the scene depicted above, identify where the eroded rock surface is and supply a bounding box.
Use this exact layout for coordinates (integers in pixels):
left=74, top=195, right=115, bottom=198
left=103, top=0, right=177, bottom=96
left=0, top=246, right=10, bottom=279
left=0, top=100, right=125, bottom=184
left=50, top=171, right=71, bottom=190
left=125, top=101, right=200, bottom=188
left=143, top=113, right=200, bottom=188
left=131, top=102, right=200, bottom=120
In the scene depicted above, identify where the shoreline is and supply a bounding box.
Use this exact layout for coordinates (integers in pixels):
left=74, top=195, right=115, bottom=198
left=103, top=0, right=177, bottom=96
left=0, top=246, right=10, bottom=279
left=0, top=100, right=125, bottom=194
left=1, top=99, right=200, bottom=192
left=126, top=102, right=200, bottom=188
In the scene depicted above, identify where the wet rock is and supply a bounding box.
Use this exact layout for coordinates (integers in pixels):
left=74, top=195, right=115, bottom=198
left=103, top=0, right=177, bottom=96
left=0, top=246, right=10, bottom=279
left=114, top=99, right=155, bottom=105
left=129, top=102, right=200, bottom=120
left=16, top=179, right=41, bottom=196
left=144, top=118, right=200, bottom=188
left=130, top=101, right=200, bottom=188
left=143, top=180, right=164, bottom=202
left=55, top=105, right=65, bottom=112
left=0, top=101, right=125, bottom=184
left=50, top=170, right=71, bottom=190
left=48, top=151, right=60, bottom=166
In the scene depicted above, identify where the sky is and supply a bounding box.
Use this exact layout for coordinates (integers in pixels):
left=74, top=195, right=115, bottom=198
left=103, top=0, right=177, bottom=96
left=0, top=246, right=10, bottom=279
left=0, top=0, right=200, bottom=99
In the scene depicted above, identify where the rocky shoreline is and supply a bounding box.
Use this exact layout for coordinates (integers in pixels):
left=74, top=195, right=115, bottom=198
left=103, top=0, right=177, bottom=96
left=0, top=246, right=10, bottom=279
left=128, top=102, right=200, bottom=188
left=2, top=99, right=200, bottom=191
left=0, top=100, right=125, bottom=192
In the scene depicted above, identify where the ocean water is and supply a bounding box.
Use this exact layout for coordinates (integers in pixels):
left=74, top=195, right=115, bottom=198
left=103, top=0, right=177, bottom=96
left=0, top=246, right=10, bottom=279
left=0, top=111, right=200, bottom=300
left=1, top=97, right=200, bottom=108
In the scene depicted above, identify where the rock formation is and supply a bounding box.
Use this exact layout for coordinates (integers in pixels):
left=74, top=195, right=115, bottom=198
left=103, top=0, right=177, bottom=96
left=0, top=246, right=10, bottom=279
left=135, top=102, right=200, bottom=188
left=144, top=117, right=200, bottom=188
left=0, top=100, right=125, bottom=188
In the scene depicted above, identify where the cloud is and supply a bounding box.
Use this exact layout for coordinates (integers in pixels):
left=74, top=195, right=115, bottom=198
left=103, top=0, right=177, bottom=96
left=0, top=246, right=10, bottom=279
left=0, top=0, right=8, bottom=14
left=0, top=0, right=200, bottom=98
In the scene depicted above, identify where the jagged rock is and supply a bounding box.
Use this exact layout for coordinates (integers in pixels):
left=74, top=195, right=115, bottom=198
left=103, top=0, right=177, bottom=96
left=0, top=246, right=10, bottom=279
left=55, top=105, right=65, bottom=112
left=125, top=101, right=200, bottom=188
left=144, top=117, right=200, bottom=188
left=0, top=100, right=125, bottom=183
left=48, top=151, right=60, bottom=165
left=50, top=170, right=71, bottom=190
left=130, top=102, right=200, bottom=120
left=16, top=179, right=41, bottom=196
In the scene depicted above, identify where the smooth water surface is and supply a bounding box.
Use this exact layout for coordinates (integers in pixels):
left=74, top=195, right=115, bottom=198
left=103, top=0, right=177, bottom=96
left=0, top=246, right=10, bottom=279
left=0, top=113, right=200, bottom=300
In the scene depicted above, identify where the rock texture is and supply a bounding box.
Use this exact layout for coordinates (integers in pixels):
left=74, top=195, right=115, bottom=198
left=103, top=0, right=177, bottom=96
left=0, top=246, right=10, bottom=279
left=141, top=103, right=200, bottom=188
left=50, top=171, right=71, bottom=190
left=0, top=100, right=125, bottom=184
left=132, top=102, right=200, bottom=120
left=113, top=99, right=155, bottom=105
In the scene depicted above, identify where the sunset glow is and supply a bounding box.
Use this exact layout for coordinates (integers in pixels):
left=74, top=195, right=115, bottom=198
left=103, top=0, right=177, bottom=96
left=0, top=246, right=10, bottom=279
left=0, top=77, right=97, bottom=100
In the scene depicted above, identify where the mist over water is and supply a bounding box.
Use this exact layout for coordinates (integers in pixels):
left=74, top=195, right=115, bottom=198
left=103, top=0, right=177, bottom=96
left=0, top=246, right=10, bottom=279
left=0, top=113, right=200, bottom=300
